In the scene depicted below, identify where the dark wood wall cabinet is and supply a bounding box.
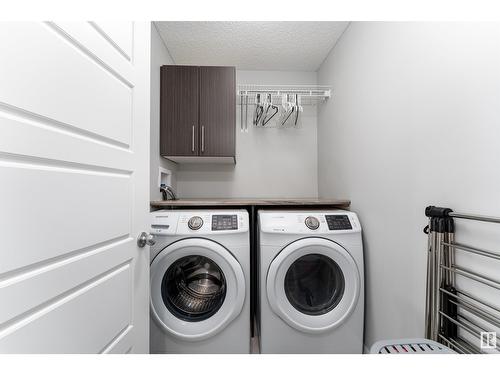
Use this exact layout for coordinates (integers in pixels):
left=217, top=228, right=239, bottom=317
left=160, top=65, right=236, bottom=163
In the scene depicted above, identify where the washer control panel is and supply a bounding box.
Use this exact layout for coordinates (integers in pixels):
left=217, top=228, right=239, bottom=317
left=151, top=210, right=249, bottom=235
left=325, top=215, right=352, bottom=230
left=212, top=214, right=238, bottom=231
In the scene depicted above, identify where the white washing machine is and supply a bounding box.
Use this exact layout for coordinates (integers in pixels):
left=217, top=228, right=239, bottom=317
left=150, top=209, right=250, bottom=354
left=258, top=210, right=364, bottom=353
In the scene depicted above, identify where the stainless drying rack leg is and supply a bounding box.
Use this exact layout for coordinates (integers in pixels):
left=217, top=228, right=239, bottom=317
left=424, top=206, right=500, bottom=353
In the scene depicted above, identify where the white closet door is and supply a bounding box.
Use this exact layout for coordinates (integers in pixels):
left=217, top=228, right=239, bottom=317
left=0, top=21, right=151, bottom=353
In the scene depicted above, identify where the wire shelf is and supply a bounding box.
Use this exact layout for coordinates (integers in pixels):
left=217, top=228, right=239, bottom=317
left=237, top=84, right=331, bottom=106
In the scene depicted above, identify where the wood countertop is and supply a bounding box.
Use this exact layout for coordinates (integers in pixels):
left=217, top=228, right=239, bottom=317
left=150, top=198, right=350, bottom=208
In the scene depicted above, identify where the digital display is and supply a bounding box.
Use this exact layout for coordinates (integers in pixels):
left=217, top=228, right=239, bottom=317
left=212, top=215, right=238, bottom=231
left=325, top=215, right=352, bottom=230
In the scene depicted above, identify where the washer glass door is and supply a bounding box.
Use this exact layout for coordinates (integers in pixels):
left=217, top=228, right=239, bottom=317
left=151, top=238, right=245, bottom=342
left=267, top=237, right=360, bottom=333
left=162, top=255, right=226, bottom=322
left=284, top=253, right=345, bottom=316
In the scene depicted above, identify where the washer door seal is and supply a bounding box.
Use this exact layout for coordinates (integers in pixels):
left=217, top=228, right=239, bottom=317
left=151, top=238, right=245, bottom=342
left=266, top=237, right=360, bottom=334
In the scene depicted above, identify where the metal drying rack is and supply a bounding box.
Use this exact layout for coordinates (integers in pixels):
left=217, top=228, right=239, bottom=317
left=424, top=206, right=500, bottom=354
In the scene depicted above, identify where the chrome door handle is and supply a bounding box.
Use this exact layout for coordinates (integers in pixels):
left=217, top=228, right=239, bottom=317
left=137, top=232, right=155, bottom=248
left=201, top=125, right=205, bottom=153
left=192, top=126, right=195, bottom=153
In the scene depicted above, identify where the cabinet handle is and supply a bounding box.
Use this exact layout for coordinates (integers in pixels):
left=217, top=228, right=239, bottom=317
left=192, top=126, right=195, bottom=153
left=201, top=125, right=205, bottom=153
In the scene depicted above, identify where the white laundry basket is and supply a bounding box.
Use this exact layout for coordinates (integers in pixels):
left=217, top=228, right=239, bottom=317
left=370, top=338, right=456, bottom=354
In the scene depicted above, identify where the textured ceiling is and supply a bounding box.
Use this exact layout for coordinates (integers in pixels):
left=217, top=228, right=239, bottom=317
left=155, top=21, right=349, bottom=71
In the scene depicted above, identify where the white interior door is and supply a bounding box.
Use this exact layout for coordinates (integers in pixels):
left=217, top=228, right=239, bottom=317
left=0, top=21, right=151, bottom=353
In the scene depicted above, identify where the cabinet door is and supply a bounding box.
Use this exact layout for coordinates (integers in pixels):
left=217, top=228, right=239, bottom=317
left=161, top=65, right=199, bottom=156
left=199, top=66, right=236, bottom=157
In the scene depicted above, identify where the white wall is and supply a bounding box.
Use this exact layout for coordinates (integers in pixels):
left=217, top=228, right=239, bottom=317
left=150, top=24, right=177, bottom=202
left=318, top=22, right=500, bottom=348
left=175, top=70, right=318, bottom=198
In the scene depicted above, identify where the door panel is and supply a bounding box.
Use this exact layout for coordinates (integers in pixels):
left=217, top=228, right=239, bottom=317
left=0, top=264, right=132, bottom=354
left=199, top=66, right=236, bottom=157
left=49, top=22, right=134, bottom=84
left=0, top=22, right=150, bottom=353
left=161, top=65, right=199, bottom=156
left=0, top=237, right=132, bottom=324
left=88, top=21, right=134, bottom=61
left=0, top=22, right=133, bottom=147
left=0, top=164, right=131, bottom=273
left=0, top=114, right=133, bottom=172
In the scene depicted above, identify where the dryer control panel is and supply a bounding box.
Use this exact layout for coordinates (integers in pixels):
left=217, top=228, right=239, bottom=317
left=259, top=210, right=361, bottom=234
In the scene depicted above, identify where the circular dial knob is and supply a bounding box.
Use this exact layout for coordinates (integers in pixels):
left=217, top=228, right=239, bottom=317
left=188, top=216, right=204, bottom=230
left=305, top=216, right=320, bottom=230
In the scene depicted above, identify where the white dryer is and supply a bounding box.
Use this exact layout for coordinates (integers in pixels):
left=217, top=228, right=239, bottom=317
left=150, top=209, right=250, bottom=354
left=258, top=210, right=364, bottom=353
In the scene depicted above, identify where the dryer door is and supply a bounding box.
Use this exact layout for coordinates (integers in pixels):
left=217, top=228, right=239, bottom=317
left=150, top=238, right=245, bottom=341
left=267, top=237, right=360, bottom=334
